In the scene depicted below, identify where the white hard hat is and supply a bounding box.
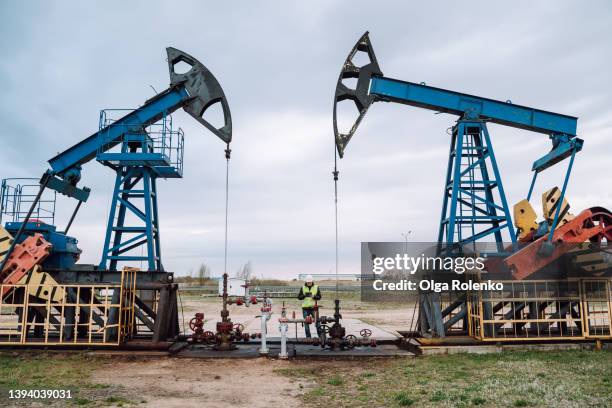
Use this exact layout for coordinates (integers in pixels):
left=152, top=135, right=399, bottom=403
left=305, top=274, right=314, bottom=283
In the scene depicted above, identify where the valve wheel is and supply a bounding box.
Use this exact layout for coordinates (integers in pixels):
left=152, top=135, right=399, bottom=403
left=203, top=331, right=215, bottom=343
left=233, top=323, right=245, bottom=333
left=360, top=328, right=372, bottom=338
left=188, top=318, right=198, bottom=331
left=344, top=334, right=357, bottom=348
left=320, top=325, right=330, bottom=334
left=188, top=317, right=203, bottom=332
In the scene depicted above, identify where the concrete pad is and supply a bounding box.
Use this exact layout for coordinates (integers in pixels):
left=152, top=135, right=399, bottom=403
left=175, top=342, right=414, bottom=359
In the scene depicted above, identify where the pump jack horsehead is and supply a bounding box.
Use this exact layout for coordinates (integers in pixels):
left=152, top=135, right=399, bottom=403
left=333, top=32, right=611, bottom=338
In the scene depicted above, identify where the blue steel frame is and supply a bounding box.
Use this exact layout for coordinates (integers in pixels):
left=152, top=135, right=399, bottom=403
left=100, top=165, right=163, bottom=271
left=95, top=103, right=187, bottom=272
left=437, top=120, right=516, bottom=255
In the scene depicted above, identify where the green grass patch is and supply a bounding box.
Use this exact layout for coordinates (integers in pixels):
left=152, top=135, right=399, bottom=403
left=394, top=391, right=416, bottom=406
left=327, top=375, right=344, bottom=386
left=284, top=350, right=612, bottom=407
left=0, top=352, right=131, bottom=407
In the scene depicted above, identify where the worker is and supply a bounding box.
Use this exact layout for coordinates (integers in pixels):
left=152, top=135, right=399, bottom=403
left=297, top=275, right=322, bottom=338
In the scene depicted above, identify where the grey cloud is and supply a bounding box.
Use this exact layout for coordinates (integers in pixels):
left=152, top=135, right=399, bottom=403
left=1, top=1, right=611, bottom=278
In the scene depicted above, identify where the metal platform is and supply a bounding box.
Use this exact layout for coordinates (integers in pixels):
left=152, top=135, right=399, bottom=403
left=173, top=341, right=413, bottom=359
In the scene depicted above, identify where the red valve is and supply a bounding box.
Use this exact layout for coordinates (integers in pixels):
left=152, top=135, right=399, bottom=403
left=250, top=295, right=258, bottom=304
left=235, top=298, right=244, bottom=306
left=189, top=313, right=205, bottom=332
left=233, top=323, right=245, bottom=333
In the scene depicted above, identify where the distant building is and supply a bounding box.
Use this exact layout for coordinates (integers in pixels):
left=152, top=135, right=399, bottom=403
left=297, top=273, right=361, bottom=281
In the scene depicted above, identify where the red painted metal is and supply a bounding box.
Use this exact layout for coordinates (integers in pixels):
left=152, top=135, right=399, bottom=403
left=1, top=234, right=52, bottom=297
left=505, top=207, right=612, bottom=280
left=188, top=312, right=205, bottom=342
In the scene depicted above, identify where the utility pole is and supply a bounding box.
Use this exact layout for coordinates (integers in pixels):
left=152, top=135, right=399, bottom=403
left=401, top=231, right=412, bottom=253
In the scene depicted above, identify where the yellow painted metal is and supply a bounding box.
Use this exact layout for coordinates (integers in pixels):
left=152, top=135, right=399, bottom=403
left=513, top=199, right=538, bottom=239
left=17, top=266, right=65, bottom=302
left=466, top=277, right=612, bottom=341
left=0, top=225, right=13, bottom=264
left=542, top=186, right=574, bottom=227
left=0, top=267, right=138, bottom=346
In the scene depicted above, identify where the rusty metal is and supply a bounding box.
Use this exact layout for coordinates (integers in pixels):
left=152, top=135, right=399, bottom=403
left=210, top=273, right=255, bottom=350
left=188, top=312, right=205, bottom=343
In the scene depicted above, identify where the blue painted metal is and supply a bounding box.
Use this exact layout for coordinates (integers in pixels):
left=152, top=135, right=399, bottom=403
left=437, top=121, right=516, bottom=255
left=97, top=110, right=184, bottom=271
left=369, top=76, right=578, bottom=136
left=47, top=88, right=189, bottom=178
left=0, top=178, right=56, bottom=225
left=5, top=221, right=81, bottom=269
left=546, top=148, right=577, bottom=243
left=1, top=179, right=80, bottom=269
left=531, top=134, right=583, bottom=173
left=45, top=173, right=91, bottom=202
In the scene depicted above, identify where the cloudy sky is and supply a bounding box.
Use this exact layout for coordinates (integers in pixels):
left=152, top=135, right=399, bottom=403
left=1, top=1, right=610, bottom=278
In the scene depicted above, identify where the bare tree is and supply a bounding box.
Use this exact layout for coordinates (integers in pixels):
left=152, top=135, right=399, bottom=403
left=198, top=263, right=210, bottom=286
left=235, top=261, right=252, bottom=280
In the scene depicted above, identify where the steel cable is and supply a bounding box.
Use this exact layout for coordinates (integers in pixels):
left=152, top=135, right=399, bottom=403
left=224, top=146, right=231, bottom=276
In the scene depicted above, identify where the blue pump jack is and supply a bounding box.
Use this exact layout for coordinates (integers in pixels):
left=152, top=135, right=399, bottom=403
left=333, top=32, right=582, bottom=257
left=0, top=48, right=232, bottom=273
left=332, top=32, right=584, bottom=338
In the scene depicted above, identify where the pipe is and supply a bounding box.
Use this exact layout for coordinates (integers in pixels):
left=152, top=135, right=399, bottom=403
left=279, top=321, right=288, bottom=359
left=259, top=297, right=272, bottom=355
left=259, top=312, right=269, bottom=355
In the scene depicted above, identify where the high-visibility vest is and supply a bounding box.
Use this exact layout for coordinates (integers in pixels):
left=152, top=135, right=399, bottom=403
left=301, top=284, right=319, bottom=308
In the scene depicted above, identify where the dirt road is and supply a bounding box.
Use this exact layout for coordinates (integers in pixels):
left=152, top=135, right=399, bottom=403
left=94, top=358, right=310, bottom=408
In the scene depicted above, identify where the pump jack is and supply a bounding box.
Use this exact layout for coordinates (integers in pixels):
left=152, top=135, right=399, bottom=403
left=0, top=48, right=232, bottom=345
left=331, top=32, right=608, bottom=338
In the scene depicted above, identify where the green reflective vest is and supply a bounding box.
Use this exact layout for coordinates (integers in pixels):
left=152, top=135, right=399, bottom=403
left=302, top=284, right=319, bottom=308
